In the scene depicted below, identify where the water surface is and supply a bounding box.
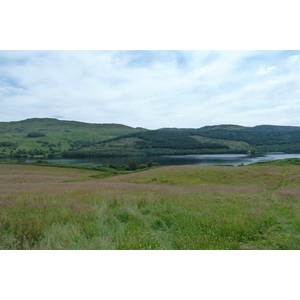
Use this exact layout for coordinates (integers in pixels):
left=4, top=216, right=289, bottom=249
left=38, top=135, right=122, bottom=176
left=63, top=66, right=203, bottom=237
left=2, top=152, right=300, bottom=167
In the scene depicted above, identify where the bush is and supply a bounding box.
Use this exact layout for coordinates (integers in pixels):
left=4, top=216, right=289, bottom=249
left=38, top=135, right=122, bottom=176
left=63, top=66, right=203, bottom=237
left=138, top=164, right=148, bottom=169
left=27, top=132, right=46, bottom=138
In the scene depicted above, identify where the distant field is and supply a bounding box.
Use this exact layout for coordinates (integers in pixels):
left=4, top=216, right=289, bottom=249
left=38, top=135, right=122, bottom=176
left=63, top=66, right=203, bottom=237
left=1, top=163, right=300, bottom=249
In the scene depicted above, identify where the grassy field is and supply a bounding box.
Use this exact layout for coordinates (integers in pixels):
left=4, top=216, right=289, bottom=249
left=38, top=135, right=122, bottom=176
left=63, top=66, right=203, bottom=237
left=1, top=162, right=300, bottom=250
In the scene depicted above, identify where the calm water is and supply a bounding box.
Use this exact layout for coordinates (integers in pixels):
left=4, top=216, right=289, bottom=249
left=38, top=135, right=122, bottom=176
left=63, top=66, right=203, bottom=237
left=2, top=153, right=300, bottom=167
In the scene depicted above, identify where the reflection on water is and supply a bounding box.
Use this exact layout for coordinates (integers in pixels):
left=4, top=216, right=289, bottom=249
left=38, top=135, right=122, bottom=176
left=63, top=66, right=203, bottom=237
left=2, top=153, right=300, bottom=167
left=161, top=153, right=300, bottom=166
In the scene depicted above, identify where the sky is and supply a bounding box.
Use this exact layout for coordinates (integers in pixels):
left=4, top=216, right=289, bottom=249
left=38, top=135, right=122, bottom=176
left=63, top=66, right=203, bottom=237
left=1, top=50, right=300, bottom=129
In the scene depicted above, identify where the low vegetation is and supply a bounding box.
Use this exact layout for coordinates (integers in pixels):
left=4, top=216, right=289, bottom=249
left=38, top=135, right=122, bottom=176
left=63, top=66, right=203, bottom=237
left=1, top=159, right=300, bottom=250
left=248, top=158, right=300, bottom=166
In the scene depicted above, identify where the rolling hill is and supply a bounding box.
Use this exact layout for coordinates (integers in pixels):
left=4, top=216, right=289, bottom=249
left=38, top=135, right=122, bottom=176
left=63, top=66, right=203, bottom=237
left=1, top=118, right=300, bottom=158
left=0, top=118, right=146, bottom=158
left=62, top=124, right=300, bottom=158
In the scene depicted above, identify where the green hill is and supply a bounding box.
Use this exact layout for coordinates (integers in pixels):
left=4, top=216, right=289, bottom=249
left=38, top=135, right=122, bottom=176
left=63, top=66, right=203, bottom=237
left=0, top=118, right=146, bottom=158
left=62, top=124, right=300, bottom=158
left=189, top=124, right=300, bottom=153
left=2, top=118, right=300, bottom=159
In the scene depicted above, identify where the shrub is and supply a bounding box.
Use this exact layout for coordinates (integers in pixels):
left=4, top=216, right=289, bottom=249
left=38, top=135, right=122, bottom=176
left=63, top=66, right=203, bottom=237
left=26, top=132, right=46, bottom=138
left=138, top=164, right=148, bottom=169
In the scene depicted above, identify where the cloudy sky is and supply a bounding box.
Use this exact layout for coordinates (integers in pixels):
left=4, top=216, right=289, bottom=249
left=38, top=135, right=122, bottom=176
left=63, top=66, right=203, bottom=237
left=1, top=50, right=299, bottom=129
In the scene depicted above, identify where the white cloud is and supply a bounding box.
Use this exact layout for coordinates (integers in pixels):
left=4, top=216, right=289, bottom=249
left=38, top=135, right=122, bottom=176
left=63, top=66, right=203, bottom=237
left=289, top=55, right=298, bottom=62
left=0, top=50, right=300, bottom=129
left=257, top=66, right=276, bottom=75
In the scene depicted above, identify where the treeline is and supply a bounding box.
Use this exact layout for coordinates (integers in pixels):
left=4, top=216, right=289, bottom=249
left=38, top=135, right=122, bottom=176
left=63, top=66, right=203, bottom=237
left=61, top=146, right=238, bottom=158
left=192, top=125, right=300, bottom=148
left=107, top=158, right=160, bottom=171
left=67, top=140, right=97, bottom=149
left=0, top=142, right=19, bottom=147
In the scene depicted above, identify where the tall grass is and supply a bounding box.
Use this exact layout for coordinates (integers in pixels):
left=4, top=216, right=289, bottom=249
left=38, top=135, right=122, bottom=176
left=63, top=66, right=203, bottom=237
left=1, top=164, right=300, bottom=249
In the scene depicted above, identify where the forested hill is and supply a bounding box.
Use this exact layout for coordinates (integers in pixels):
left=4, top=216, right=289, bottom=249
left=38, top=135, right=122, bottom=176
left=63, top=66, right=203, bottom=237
left=188, top=125, right=300, bottom=152
left=1, top=118, right=300, bottom=158
left=62, top=124, right=300, bottom=158
left=160, top=124, right=300, bottom=152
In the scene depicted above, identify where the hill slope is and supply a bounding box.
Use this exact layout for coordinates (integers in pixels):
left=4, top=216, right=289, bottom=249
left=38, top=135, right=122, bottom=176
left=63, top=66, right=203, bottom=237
left=190, top=124, right=300, bottom=152
left=63, top=124, right=300, bottom=158
left=0, top=118, right=146, bottom=157
left=62, top=129, right=253, bottom=157
left=2, top=119, right=300, bottom=158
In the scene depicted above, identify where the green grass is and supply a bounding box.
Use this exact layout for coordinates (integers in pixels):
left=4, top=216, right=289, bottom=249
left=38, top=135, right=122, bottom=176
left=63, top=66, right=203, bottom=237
left=1, top=163, right=300, bottom=249
left=249, top=158, right=300, bottom=166
left=110, top=165, right=288, bottom=189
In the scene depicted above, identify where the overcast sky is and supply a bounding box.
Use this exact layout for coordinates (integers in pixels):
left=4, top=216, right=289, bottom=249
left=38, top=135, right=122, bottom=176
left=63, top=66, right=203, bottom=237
left=1, top=50, right=300, bottom=129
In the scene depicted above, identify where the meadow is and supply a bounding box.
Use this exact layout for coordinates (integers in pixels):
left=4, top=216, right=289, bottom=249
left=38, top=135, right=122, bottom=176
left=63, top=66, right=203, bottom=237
left=1, top=162, right=300, bottom=250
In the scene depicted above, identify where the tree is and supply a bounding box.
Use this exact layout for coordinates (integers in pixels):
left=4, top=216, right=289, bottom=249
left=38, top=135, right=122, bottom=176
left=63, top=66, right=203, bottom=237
left=128, top=158, right=138, bottom=170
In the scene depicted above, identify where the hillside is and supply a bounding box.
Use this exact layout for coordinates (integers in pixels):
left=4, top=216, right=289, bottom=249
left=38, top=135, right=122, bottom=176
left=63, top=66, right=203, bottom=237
left=62, top=130, right=252, bottom=158
left=0, top=118, right=146, bottom=158
left=191, top=125, right=300, bottom=152
left=62, top=124, right=300, bottom=158
left=1, top=118, right=300, bottom=159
